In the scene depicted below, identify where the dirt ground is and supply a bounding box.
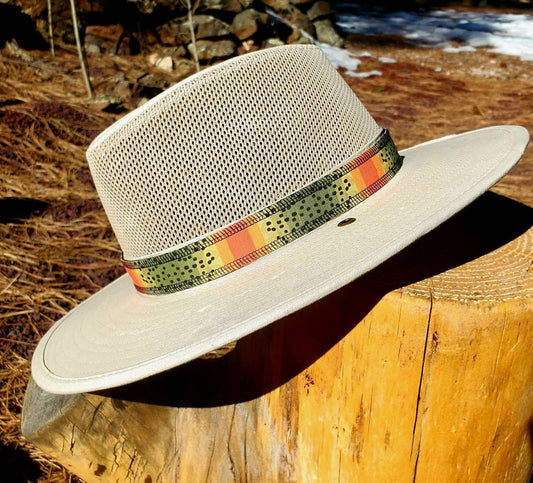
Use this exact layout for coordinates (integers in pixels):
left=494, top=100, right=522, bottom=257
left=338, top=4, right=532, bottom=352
left=0, top=21, right=531, bottom=482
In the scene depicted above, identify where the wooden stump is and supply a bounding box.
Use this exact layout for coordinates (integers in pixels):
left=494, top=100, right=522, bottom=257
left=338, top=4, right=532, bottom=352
left=22, top=192, right=533, bottom=482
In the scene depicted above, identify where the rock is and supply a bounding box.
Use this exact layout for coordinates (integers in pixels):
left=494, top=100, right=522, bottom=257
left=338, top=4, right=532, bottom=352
left=160, top=45, right=188, bottom=58
left=313, top=18, right=343, bottom=47
left=137, top=74, right=168, bottom=90
left=83, top=26, right=121, bottom=54
left=202, top=0, right=243, bottom=13
left=85, top=42, right=102, bottom=54
left=238, top=0, right=254, bottom=7
left=174, top=58, right=197, bottom=78
left=242, top=39, right=257, bottom=51
left=156, top=56, right=174, bottom=72
left=262, top=0, right=291, bottom=13
left=192, top=15, right=232, bottom=39
left=263, top=38, right=285, bottom=48
left=236, top=39, right=259, bottom=54
left=291, top=36, right=313, bottom=44
left=306, top=1, right=330, bottom=21
left=85, top=93, right=124, bottom=110
left=289, top=0, right=315, bottom=5
left=190, top=39, right=236, bottom=60
left=231, top=9, right=269, bottom=41
left=148, top=52, right=177, bottom=70
left=115, top=80, right=133, bottom=100
left=286, top=28, right=313, bottom=44
left=163, top=15, right=231, bottom=44
left=287, top=9, right=314, bottom=36
left=137, top=97, right=150, bottom=108
left=158, top=20, right=190, bottom=45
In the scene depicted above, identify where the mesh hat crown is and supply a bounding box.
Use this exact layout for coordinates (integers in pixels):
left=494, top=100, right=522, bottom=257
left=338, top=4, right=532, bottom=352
left=87, top=45, right=383, bottom=261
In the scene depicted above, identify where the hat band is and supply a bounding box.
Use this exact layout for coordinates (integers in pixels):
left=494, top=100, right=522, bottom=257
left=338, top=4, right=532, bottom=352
left=122, top=129, right=402, bottom=295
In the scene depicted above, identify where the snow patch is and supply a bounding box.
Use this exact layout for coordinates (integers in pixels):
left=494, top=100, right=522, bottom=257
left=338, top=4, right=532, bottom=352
left=345, top=69, right=383, bottom=78
left=336, top=7, right=533, bottom=61
left=318, top=43, right=362, bottom=75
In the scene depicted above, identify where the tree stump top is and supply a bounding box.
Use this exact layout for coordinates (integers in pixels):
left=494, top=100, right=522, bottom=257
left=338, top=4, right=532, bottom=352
left=363, top=192, right=532, bottom=303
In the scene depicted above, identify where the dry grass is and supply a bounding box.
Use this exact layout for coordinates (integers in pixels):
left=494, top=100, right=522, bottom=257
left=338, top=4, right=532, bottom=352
left=0, top=34, right=531, bottom=481
left=0, top=45, right=123, bottom=482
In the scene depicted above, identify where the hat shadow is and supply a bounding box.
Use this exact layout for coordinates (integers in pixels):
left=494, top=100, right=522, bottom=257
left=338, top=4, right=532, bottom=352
left=99, top=192, right=532, bottom=408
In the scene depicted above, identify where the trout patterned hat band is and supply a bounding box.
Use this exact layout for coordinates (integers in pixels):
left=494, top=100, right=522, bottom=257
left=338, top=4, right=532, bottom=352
left=31, top=45, right=528, bottom=394
left=123, top=129, right=402, bottom=294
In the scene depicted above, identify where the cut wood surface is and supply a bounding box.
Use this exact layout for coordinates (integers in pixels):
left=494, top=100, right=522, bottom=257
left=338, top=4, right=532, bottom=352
left=22, top=191, right=533, bottom=482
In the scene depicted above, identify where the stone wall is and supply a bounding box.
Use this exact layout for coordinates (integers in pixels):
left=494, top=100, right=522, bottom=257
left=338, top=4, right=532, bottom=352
left=15, top=0, right=344, bottom=61
left=4, top=0, right=343, bottom=107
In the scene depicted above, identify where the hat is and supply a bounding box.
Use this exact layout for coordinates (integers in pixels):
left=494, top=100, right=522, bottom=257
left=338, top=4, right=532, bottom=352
left=32, top=45, right=528, bottom=394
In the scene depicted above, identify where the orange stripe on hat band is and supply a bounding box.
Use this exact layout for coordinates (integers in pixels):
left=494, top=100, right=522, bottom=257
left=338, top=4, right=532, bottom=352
left=122, top=129, right=403, bottom=295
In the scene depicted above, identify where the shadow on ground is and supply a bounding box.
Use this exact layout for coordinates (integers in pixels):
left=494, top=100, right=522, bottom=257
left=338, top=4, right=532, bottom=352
left=0, top=443, right=42, bottom=482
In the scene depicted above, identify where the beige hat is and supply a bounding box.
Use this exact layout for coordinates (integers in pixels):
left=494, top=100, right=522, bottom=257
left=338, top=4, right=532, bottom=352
left=32, top=45, right=528, bottom=394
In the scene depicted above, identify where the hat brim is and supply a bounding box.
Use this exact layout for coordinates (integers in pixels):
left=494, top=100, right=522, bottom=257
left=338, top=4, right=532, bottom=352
left=32, top=125, right=529, bottom=394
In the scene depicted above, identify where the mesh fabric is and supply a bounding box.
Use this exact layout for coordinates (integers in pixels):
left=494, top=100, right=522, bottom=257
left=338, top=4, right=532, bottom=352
left=87, top=45, right=381, bottom=259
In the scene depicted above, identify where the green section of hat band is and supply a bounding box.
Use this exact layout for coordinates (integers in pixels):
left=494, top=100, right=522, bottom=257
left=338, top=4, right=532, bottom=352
left=123, top=129, right=403, bottom=295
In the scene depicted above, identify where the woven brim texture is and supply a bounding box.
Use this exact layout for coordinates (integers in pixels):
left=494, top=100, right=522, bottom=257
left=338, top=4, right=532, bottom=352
left=32, top=125, right=528, bottom=394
